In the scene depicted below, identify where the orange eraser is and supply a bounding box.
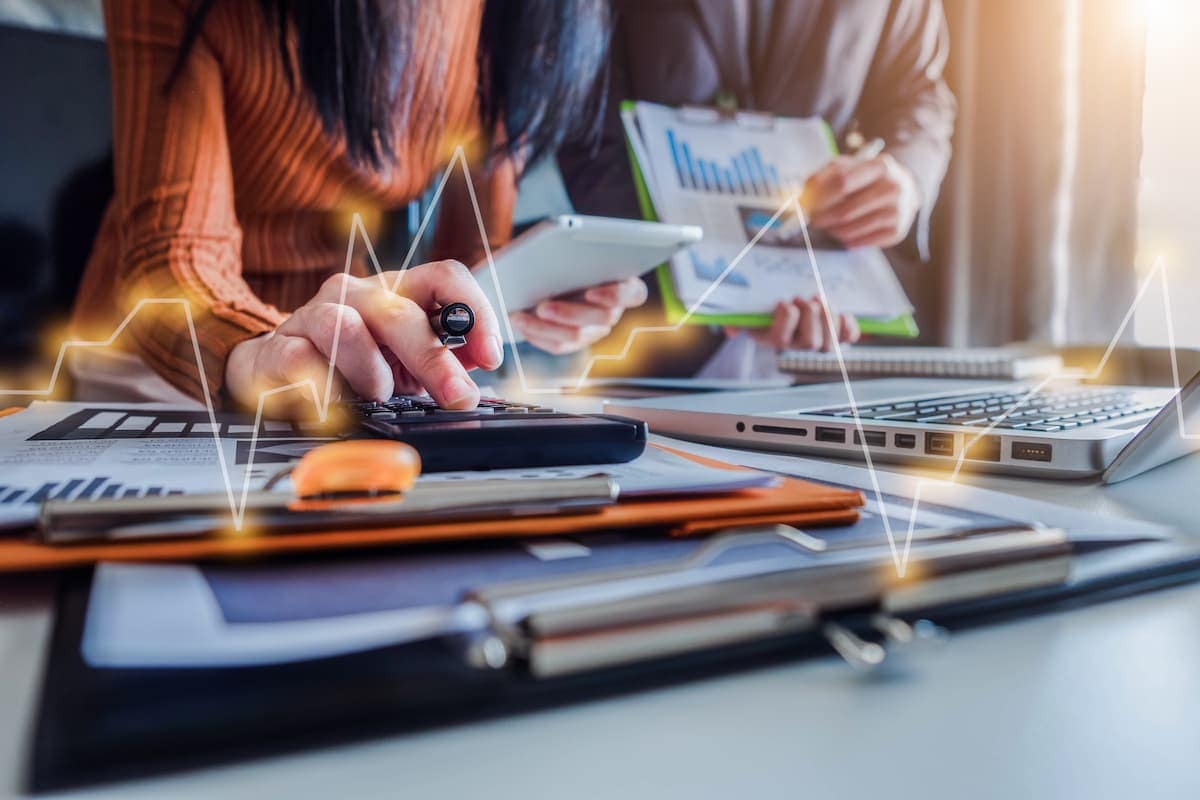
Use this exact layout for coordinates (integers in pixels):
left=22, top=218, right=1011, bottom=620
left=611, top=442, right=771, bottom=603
left=291, top=439, right=422, bottom=499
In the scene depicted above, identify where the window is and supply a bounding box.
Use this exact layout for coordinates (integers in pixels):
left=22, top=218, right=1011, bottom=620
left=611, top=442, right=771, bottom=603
left=1135, top=0, right=1200, bottom=347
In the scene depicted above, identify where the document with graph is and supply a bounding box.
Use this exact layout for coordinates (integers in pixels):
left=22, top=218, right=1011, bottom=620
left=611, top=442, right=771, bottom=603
left=621, top=101, right=916, bottom=336
left=0, top=402, right=330, bottom=529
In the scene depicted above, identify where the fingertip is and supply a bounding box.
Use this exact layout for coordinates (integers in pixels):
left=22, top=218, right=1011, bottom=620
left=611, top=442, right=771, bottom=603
left=628, top=277, right=650, bottom=307
left=439, top=375, right=479, bottom=410
left=483, top=334, right=504, bottom=370
left=368, top=374, right=394, bottom=403
left=584, top=286, right=609, bottom=305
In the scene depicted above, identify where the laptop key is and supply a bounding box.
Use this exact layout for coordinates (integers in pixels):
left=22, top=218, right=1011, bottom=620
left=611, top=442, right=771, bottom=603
left=874, top=412, right=922, bottom=421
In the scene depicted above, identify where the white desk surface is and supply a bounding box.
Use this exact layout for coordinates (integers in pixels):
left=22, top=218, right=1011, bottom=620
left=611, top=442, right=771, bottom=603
left=3, top=432, right=1200, bottom=799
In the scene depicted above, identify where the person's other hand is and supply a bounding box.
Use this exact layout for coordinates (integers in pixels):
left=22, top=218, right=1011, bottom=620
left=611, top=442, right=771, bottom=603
left=225, top=261, right=505, bottom=418
left=805, top=154, right=920, bottom=249
left=729, top=296, right=861, bottom=352
left=510, top=276, right=649, bottom=355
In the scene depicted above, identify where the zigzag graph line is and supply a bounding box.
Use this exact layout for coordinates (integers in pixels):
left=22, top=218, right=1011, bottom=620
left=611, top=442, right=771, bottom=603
left=1, top=148, right=1195, bottom=570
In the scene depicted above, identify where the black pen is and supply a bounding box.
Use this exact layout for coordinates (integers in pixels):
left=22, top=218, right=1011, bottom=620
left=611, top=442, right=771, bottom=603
left=430, top=302, right=474, bottom=348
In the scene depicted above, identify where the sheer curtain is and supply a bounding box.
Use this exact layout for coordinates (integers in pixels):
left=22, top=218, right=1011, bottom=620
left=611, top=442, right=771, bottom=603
left=934, top=0, right=1146, bottom=347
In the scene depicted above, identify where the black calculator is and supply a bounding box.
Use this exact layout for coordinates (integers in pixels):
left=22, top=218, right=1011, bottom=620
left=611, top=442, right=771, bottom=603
left=349, top=395, right=648, bottom=472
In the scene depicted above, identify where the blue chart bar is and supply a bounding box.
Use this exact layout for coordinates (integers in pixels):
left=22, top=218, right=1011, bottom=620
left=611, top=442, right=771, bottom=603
left=722, top=168, right=735, bottom=193
left=732, top=158, right=749, bottom=195
left=666, top=131, right=785, bottom=196
left=78, top=477, right=107, bottom=500
left=28, top=483, right=56, bottom=503
left=740, top=152, right=760, bottom=194
left=680, top=142, right=697, bottom=189
left=146, top=487, right=163, bottom=496
left=101, top=484, right=121, bottom=499
left=751, top=148, right=771, bottom=195
left=121, top=488, right=139, bottom=498
left=2, top=489, right=24, bottom=504
left=666, top=129, right=688, bottom=190
left=51, top=479, right=83, bottom=501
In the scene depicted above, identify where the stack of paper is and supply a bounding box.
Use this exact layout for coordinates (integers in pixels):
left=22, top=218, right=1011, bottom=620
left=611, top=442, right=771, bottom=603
left=622, top=101, right=916, bottom=335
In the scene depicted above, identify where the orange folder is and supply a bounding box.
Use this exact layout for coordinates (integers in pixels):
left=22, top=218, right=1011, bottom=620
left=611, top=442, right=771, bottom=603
left=0, top=441, right=863, bottom=573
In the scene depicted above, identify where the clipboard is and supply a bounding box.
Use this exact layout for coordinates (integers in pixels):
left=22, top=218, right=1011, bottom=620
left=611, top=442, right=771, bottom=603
left=620, top=100, right=920, bottom=338
left=36, top=518, right=1186, bottom=792
left=27, top=468, right=1200, bottom=790
left=0, top=446, right=864, bottom=573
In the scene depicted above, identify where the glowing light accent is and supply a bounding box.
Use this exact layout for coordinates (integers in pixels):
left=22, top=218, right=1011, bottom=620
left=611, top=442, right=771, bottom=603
left=1, top=148, right=1195, bottom=571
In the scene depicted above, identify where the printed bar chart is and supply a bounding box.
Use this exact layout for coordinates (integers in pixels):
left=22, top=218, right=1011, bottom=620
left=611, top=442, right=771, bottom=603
left=665, top=127, right=784, bottom=197
left=30, top=408, right=307, bottom=442
left=0, top=479, right=186, bottom=506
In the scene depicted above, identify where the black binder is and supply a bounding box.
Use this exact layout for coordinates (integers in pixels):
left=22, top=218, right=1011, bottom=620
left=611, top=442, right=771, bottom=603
left=28, top=529, right=1200, bottom=793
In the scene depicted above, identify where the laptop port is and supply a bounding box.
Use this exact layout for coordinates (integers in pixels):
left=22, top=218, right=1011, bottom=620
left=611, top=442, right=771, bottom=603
left=894, top=433, right=917, bottom=449
left=752, top=424, right=807, bottom=437
left=852, top=430, right=887, bottom=447
left=965, top=435, right=1002, bottom=462
left=815, top=427, right=847, bottom=444
left=925, top=432, right=955, bottom=456
left=1012, top=441, right=1053, bottom=462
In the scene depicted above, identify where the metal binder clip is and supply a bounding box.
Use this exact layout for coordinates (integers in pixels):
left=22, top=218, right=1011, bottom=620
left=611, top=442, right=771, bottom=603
left=869, top=615, right=948, bottom=649
left=821, top=622, right=887, bottom=670
left=460, top=631, right=510, bottom=671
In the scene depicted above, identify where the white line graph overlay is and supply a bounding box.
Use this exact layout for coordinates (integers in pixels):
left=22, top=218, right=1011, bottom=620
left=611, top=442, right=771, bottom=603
left=1, top=148, right=1195, bottom=569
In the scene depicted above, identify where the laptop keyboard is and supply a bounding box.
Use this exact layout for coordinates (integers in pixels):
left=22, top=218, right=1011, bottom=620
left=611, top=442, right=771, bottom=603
left=807, top=387, right=1163, bottom=432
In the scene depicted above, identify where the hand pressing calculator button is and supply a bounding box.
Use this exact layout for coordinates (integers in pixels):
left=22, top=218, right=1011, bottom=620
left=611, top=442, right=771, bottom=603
left=348, top=395, right=647, bottom=471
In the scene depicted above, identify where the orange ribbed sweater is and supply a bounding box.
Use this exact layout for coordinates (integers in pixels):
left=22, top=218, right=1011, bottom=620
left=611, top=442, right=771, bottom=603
left=74, top=0, right=516, bottom=404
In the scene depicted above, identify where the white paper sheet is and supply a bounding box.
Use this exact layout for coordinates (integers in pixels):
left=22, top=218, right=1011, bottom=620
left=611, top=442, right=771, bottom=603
left=0, top=401, right=326, bottom=528
left=81, top=562, right=489, bottom=668
left=417, top=445, right=776, bottom=497
left=652, top=436, right=1173, bottom=541
left=625, top=101, right=914, bottom=319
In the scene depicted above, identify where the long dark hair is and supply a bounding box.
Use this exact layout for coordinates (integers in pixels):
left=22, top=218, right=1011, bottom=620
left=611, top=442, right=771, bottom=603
left=168, top=0, right=611, bottom=170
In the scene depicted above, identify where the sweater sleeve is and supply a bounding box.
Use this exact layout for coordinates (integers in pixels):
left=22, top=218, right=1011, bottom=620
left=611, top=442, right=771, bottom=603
left=103, top=0, right=286, bottom=404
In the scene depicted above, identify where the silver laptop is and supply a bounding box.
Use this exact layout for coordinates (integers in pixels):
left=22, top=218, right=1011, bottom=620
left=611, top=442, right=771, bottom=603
left=605, top=370, right=1200, bottom=482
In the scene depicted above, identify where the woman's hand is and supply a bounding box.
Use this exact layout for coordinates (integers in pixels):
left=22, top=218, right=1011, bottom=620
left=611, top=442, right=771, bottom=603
left=510, top=276, right=649, bottom=355
left=731, top=296, right=861, bottom=352
left=226, top=260, right=504, bottom=417
left=805, top=154, right=920, bottom=249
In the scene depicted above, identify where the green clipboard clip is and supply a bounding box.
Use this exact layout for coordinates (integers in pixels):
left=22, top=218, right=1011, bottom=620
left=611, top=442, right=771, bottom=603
left=620, top=100, right=919, bottom=339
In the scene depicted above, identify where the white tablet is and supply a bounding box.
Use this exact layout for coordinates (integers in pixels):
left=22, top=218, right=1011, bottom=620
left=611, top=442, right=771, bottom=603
left=473, top=215, right=702, bottom=318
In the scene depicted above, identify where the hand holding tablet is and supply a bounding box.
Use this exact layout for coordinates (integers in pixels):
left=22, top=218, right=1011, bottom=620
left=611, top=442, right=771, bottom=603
left=474, top=215, right=702, bottom=353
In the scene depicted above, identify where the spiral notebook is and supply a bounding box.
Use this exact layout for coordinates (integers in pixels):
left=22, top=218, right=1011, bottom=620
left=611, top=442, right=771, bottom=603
left=777, top=347, right=1064, bottom=380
